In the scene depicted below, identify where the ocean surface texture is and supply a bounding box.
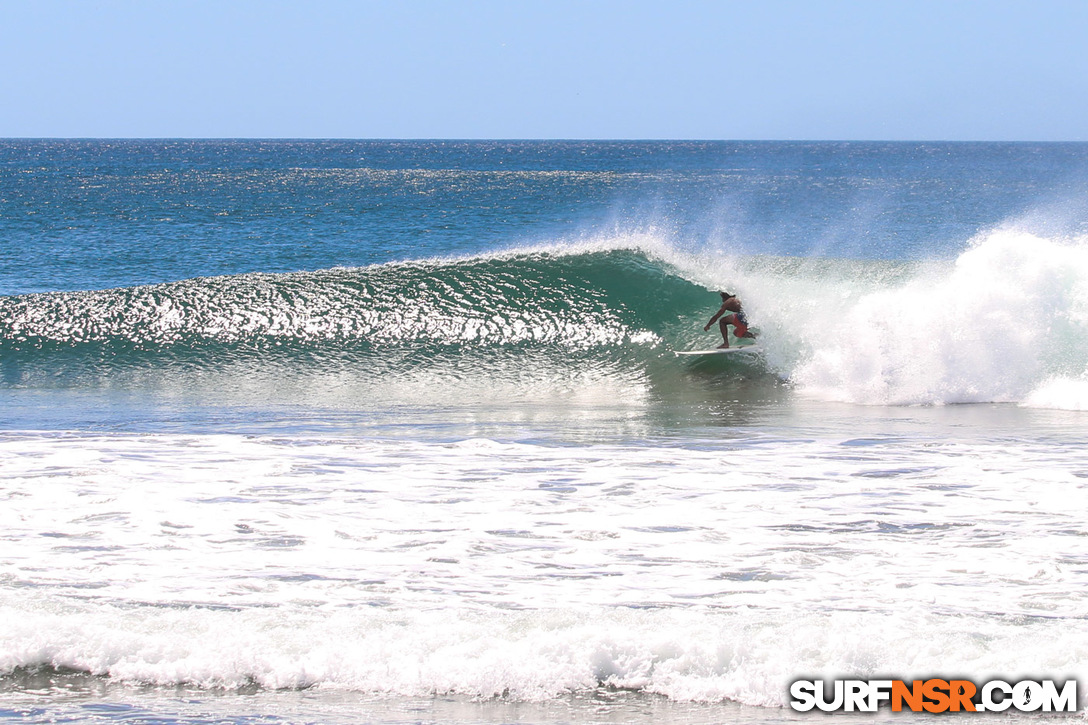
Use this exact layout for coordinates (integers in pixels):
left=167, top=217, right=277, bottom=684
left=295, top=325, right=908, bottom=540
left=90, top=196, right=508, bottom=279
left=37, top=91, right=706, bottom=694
left=1, top=140, right=1087, bottom=724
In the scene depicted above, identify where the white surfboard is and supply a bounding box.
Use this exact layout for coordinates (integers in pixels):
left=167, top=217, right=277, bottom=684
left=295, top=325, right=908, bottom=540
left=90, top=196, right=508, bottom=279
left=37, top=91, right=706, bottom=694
left=675, top=345, right=761, bottom=356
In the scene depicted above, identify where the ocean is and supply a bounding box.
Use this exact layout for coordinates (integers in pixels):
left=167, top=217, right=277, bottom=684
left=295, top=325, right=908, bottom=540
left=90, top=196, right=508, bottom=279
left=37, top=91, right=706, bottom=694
left=1, top=140, right=1087, bottom=724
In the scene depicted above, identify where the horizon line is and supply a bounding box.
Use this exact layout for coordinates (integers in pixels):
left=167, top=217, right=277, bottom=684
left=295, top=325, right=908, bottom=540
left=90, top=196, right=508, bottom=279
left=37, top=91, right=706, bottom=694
left=1, top=136, right=1084, bottom=144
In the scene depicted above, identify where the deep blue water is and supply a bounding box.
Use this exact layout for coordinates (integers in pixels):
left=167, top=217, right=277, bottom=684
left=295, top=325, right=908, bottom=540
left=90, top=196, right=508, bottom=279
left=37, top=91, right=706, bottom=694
left=3, top=140, right=1087, bottom=295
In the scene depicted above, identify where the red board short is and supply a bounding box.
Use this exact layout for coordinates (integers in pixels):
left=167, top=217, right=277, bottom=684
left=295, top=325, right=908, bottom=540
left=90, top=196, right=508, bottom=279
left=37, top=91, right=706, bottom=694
left=726, top=313, right=749, bottom=338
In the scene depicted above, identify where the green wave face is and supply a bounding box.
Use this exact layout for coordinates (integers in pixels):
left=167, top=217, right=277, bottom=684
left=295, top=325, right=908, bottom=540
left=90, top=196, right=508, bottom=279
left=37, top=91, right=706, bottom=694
left=0, top=247, right=731, bottom=398
left=1, top=248, right=714, bottom=352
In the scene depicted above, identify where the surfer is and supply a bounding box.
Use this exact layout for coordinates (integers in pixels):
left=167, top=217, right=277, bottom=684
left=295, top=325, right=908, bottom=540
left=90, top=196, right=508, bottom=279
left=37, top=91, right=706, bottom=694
left=704, top=292, right=753, bottom=349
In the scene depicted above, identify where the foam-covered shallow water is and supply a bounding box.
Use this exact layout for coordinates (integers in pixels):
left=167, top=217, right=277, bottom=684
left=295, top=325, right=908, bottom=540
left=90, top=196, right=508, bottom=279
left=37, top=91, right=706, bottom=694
left=1, top=430, right=1086, bottom=719
left=1, top=676, right=1058, bottom=725
left=3, top=140, right=1088, bottom=723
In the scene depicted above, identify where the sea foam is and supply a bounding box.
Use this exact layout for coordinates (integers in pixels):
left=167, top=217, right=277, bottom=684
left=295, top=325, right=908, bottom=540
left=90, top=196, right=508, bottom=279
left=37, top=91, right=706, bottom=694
left=1, top=432, right=1086, bottom=706
left=788, top=230, right=1088, bottom=406
left=4, top=594, right=1086, bottom=706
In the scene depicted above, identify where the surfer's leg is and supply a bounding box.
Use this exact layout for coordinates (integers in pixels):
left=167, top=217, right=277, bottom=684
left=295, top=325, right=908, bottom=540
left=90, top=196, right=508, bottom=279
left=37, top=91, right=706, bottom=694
left=717, top=316, right=732, bottom=348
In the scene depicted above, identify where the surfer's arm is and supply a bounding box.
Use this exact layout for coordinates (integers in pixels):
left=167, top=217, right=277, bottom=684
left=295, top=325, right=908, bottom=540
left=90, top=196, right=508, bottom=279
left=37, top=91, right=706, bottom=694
left=704, top=304, right=726, bottom=331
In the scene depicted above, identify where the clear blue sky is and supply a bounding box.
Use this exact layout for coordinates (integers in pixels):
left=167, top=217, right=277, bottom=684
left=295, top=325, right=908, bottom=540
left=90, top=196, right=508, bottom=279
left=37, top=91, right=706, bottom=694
left=1, top=0, right=1085, bottom=140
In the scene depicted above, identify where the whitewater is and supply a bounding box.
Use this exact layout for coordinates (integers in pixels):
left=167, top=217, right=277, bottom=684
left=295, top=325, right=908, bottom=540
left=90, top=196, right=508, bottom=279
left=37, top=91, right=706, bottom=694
left=1, top=140, right=1087, bottom=724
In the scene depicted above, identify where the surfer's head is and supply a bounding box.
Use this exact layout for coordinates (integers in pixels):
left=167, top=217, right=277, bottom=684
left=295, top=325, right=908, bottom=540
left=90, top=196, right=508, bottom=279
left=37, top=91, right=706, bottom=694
left=720, top=291, right=735, bottom=301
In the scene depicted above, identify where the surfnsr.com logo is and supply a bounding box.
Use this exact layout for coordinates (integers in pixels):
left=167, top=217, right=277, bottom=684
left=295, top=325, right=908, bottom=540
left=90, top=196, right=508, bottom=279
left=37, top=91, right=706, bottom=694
left=789, top=678, right=1079, bottom=713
